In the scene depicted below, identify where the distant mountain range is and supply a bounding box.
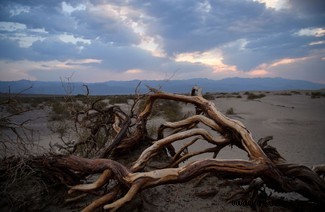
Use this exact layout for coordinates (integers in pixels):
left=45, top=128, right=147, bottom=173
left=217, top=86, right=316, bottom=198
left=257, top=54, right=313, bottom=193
left=0, top=78, right=324, bottom=95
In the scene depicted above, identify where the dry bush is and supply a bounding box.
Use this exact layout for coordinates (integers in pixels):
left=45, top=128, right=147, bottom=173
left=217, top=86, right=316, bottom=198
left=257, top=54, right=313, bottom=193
left=245, top=92, right=266, bottom=100
left=311, top=91, right=325, bottom=99
left=226, top=107, right=235, bottom=115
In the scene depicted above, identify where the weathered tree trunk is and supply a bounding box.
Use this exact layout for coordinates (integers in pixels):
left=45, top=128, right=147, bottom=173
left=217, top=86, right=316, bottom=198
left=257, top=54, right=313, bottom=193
left=2, top=89, right=325, bottom=211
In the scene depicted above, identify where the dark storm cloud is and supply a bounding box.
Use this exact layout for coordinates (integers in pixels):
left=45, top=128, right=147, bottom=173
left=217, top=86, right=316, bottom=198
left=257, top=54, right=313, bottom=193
left=288, top=0, right=325, bottom=16
left=131, top=0, right=239, bottom=54
left=30, top=38, right=81, bottom=61
left=131, top=0, right=324, bottom=71
left=222, top=32, right=319, bottom=70
left=131, top=0, right=277, bottom=54
left=0, top=0, right=140, bottom=44
left=81, top=41, right=161, bottom=70
left=71, top=9, right=141, bottom=45
left=0, top=0, right=324, bottom=82
left=81, top=40, right=207, bottom=74
left=0, top=39, right=29, bottom=60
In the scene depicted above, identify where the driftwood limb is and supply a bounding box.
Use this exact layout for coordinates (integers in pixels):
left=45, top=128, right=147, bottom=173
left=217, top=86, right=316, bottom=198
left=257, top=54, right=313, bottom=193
left=41, top=89, right=324, bottom=211
left=62, top=90, right=325, bottom=210
left=2, top=88, right=324, bottom=211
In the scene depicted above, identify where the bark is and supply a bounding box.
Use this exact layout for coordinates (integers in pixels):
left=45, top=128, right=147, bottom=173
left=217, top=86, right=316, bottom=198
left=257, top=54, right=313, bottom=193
left=44, top=153, right=325, bottom=211
left=3, top=89, right=324, bottom=211
left=45, top=90, right=325, bottom=211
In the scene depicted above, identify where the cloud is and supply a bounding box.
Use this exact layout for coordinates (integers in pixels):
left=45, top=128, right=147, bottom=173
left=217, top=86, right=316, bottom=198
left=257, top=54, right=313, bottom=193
left=309, top=41, right=325, bottom=46
left=248, top=69, right=269, bottom=76
left=295, top=27, right=325, bottom=37
left=269, top=57, right=309, bottom=67
left=0, top=60, right=37, bottom=81
left=288, top=0, right=325, bottom=15
left=252, top=0, right=290, bottom=10
left=174, top=48, right=238, bottom=75
left=247, top=51, right=325, bottom=83
left=137, top=0, right=271, bottom=54
left=125, top=69, right=143, bottom=74
left=0, top=0, right=324, bottom=83
left=0, top=21, right=47, bottom=47
left=174, top=49, right=223, bottom=66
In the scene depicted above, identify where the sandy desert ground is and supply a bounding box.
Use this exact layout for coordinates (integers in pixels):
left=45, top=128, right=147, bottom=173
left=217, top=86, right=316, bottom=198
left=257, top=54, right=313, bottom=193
left=213, top=92, right=325, bottom=167
left=1, top=90, right=324, bottom=211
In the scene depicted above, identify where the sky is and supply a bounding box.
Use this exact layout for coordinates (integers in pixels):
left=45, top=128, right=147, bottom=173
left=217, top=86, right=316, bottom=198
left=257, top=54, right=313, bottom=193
left=0, top=0, right=324, bottom=83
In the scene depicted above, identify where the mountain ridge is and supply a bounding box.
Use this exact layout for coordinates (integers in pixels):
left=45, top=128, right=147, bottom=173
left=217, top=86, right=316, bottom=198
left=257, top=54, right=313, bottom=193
left=0, top=77, right=324, bottom=95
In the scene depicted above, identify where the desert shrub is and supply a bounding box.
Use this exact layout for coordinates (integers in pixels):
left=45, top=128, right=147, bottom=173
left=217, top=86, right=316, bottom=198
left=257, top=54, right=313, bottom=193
left=246, top=92, right=266, bottom=100
left=244, top=91, right=250, bottom=95
left=73, top=94, right=89, bottom=104
left=159, top=100, right=183, bottom=122
left=291, top=91, right=301, bottom=95
left=50, top=101, right=70, bottom=121
left=6, top=101, right=19, bottom=114
left=215, top=93, right=241, bottom=99
left=203, top=93, right=215, bottom=100
left=26, top=97, right=56, bottom=108
left=109, top=95, right=130, bottom=104
left=92, top=100, right=109, bottom=110
left=0, top=117, right=10, bottom=130
left=310, top=92, right=325, bottom=99
left=226, top=107, right=235, bottom=115
left=275, top=92, right=292, bottom=96
left=75, top=94, right=87, bottom=98
left=48, top=121, right=69, bottom=137
left=152, top=100, right=183, bottom=121
left=25, top=98, right=45, bottom=108
left=51, top=101, right=65, bottom=114
left=30, top=100, right=40, bottom=108
left=137, top=99, right=183, bottom=122
left=147, top=124, right=158, bottom=138
left=74, top=101, right=88, bottom=113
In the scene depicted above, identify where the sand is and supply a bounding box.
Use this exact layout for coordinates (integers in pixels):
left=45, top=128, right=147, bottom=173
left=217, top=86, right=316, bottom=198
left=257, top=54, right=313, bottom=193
left=214, top=92, right=325, bottom=166
left=161, top=92, right=325, bottom=168
left=1, top=91, right=324, bottom=211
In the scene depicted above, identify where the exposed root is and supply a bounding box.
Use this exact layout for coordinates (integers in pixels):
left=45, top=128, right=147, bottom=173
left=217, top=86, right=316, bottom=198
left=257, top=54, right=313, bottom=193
left=2, top=88, right=324, bottom=211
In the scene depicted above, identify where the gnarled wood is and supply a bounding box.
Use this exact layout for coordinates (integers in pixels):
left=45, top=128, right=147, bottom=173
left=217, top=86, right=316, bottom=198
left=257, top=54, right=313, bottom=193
left=2, top=88, right=324, bottom=211
left=44, top=90, right=323, bottom=211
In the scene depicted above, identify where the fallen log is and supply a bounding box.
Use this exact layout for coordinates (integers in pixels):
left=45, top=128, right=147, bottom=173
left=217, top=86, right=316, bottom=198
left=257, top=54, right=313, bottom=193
left=1, top=88, right=324, bottom=211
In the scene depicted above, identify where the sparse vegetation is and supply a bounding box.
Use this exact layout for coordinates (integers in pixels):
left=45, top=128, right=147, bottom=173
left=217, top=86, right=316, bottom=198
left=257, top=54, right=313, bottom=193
left=137, top=98, right=183, bottom=122
left=147, top=124, right=158, bottom=138
left=214, top=92, right=242, bottom=99
left=226, top=107, right=235, bottom=115
left=155, top=99, right=183, bottom=122
left=245, top=92, right=266, bottom=100
left=275, top=92, right=292, bottom=96
left=108, top=95, right=130, bottom=104
left=203, top=92, right=215, bottom=100
left=0, top=93, right=41, bottom=156
left=310, top=91, right=325, bottom=99
left=50, top=101, right=70, bottom=121
left=164, top=103, right=183, bottom=121
left=291, top=91, right=301, bottom=95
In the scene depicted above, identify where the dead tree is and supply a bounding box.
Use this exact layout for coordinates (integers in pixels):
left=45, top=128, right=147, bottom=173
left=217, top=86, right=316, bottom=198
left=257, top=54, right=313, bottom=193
left=34, top=89, right=324, bottom=211
left=2, top=88, right=325, bottom=211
